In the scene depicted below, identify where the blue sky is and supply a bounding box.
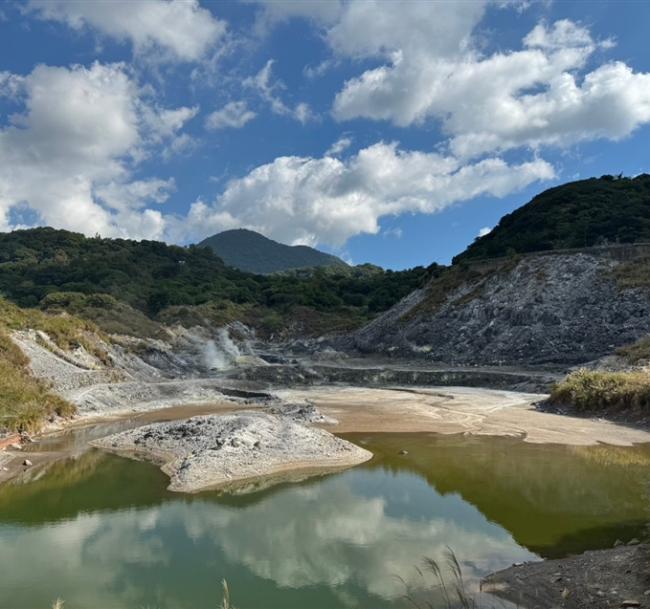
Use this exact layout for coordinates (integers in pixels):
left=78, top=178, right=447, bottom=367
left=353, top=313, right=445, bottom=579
left=0, top=1, right=649, bottom=269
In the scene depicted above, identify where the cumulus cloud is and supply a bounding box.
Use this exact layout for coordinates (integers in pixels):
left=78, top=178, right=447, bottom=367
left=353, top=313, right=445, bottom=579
left=259, top=2, right=650, bottom=158
left=0, top=62, right=193, bottom=239
left=206, top=101, right=256, bottom=130
left=331, top=12, right=650, bottom=157
left=478, top=226, right=492, bottom=237
left=27, top=0, right=226, bottom=62
left=170, top=142, right=554, bottom=246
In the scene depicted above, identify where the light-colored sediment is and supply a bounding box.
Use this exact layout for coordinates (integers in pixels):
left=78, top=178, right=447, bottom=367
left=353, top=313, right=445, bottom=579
left=278, top=386, right=650, bottom=446
left=91, top=412, right=372, bottom=493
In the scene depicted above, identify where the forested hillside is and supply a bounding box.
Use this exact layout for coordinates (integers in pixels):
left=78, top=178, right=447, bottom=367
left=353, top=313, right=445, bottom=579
left=199, top=229, right=347, bottom=274
left=0, top=228, right=434, bottom=335
left=455, top=174, right=650, bottom=263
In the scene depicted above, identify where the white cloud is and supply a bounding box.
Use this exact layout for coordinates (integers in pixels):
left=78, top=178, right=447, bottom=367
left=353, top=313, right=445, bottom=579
left=206, top=101, right=256, bottom=130
left=143, top=105, right=198, bottom=142
left=0, top=62, right=192, bottom=239
left=95, top=178, right=175, bottom=212
left=170, top=142, right=554, bottom=247
left=244, top=60, right=315, bottom=123
left=383, top=227, right=403, bottom=239
left=326, top=136, right=353, bottom=157
left=478, top=226, right=492, bottom=237
left=27, top=0, right=226, bottom=62
left=259, top=1, right=650, bottom=158
left=325, top=0, right=483, bottom=60
left=0, top=71, right=24, bottom=98
left=252, top=0, right=343, bottom=32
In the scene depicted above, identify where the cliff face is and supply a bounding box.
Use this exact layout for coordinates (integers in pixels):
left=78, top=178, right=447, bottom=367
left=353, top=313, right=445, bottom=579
left=351, top=246, right=650, bottom=366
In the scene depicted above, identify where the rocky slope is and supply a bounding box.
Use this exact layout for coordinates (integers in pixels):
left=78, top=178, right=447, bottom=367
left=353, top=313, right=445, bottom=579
left=348, top=246, right=650, bottom=366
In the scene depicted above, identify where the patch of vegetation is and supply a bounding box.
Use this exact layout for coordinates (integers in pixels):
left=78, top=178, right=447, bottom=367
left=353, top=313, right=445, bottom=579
left=0, top=297, right=123, bottom=432
left=548, top=369, right=650, bottom=415
left=40, top=292, right=166, bottom=339
left=454, top=174, right=650, bottom=263
left=0, top=227, right=435, bottom=334
left=612, top=256, right=650, bottom=290
left=402, top=549, right=493, bottom=609
left=616, top=335, right=650, bottom=364
left=401, top=259, right=511, bottom=320
left=0, top=296, right=109, bottom=362
left=0, top=326, right=74, bottom=433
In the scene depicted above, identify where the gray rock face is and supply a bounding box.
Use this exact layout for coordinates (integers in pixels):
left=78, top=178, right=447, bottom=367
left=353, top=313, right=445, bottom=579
left=350, top=252, right=650, bottom=366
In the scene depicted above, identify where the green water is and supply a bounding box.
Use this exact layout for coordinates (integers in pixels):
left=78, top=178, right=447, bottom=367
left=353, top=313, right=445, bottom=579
left=1, top=433, right=649, bottom=609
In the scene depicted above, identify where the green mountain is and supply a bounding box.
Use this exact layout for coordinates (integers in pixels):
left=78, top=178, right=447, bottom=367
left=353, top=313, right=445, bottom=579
left=0, top=227, right=430, bottom=336
left=199, top=229, right=348, bottom=274
left=454, top=174, right=650, bottom=263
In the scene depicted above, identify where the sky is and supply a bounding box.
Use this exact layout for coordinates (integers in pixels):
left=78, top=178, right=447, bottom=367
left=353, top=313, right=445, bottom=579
left=0, top=1, right=649, bottom=269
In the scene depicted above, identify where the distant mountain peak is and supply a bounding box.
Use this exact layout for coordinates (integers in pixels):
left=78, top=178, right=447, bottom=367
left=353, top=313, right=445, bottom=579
left=198, top=229, right=347, bottom=274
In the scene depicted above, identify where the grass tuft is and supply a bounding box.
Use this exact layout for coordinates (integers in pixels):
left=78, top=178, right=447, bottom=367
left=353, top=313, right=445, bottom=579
left=401, top=549, right=488, bottom=609
left=616, top=335, right=650, bottom=364
left=548, top=368, right=650, bottom=414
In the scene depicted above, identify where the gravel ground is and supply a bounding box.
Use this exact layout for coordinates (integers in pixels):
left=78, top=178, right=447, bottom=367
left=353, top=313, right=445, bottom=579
left=91, top=412, right=372, bottom=493
left=483, top=543, right=650, bottom=609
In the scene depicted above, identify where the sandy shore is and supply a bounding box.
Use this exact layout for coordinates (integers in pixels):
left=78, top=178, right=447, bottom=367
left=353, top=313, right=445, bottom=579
left=278, top=386, right=650, bottom=446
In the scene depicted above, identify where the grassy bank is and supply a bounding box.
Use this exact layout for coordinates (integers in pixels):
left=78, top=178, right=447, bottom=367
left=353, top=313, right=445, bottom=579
left=0, top=327, right=74, bottom=433
left=0, top=297, right=88, bottom=433
left=548, top=369, right=650, bottom=419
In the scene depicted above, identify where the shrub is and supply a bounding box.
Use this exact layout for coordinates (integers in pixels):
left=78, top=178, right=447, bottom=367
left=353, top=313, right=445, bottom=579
left=548, top=369, right=650, bottom=413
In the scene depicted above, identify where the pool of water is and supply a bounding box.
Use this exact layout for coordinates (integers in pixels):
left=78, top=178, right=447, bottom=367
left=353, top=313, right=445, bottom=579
left=1, top=433, right=649, bottom=609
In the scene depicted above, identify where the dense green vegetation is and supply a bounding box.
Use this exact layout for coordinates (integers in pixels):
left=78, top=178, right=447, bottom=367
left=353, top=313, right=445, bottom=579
left=0, top=228, right=435, bottom=335
left=548, top=369, right=650, bottom=419
left=455, top=174, right=650, bottom=263
left=200, top=228, right=347, bottom=274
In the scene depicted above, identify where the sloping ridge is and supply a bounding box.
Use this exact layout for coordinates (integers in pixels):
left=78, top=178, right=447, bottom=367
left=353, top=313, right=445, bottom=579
left=351, top=245, right=650, bottom=366
left=352, top=175, right=650, bottom=366
left=199, top=229, right=347, bottom=274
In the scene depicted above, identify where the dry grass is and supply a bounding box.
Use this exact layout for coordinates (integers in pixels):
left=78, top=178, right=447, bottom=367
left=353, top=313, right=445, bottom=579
left=613, top=257, right=650, bottom=289
left=0, top=296, right=110, bottom=363
left=548, top=369, right=650, bottom=414
left=41, top=292, right=166, bottom=340
left=400, top=258, right=515, bottom=323
left=616, top=335, right=650, bottom=363
left=0, top=297, right=85, bottom=433
left=400, top=549, right=492, bottom=609
left=0, top=328, right=75, bottom=433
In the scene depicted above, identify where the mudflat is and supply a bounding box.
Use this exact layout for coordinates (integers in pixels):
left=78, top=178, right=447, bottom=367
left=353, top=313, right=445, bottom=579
left=279, top=386, right=650, bottom=446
